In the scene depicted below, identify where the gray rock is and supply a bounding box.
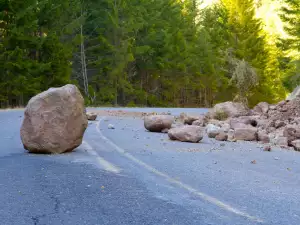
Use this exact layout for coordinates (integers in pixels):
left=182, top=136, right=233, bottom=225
left=86, top=112, right=97, bottom=121
left=108, top=124, right=115, bottom=129
left=206, top=124, right=221, bottom=138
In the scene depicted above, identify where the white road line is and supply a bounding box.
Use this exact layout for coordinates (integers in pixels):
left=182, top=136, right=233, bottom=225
left=96, top=117, right=264, bottom=223
left=82, top=140, right=121, bottom=174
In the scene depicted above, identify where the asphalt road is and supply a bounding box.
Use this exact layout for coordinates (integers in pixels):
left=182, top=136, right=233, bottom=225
left=1, top=109, right=300, bottom=225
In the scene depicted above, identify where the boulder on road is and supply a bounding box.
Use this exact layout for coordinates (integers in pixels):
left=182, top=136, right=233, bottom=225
left=144, top=115, right=174, bottom=132
left=211, top=101, right=249, bottom=119
left=168, top=126, right=204, bottom=143
left=86, top=112, right=97, bottom=121
left=20, top=84, right=88, bottom=154
left=234, top=127, right=258, bottom=141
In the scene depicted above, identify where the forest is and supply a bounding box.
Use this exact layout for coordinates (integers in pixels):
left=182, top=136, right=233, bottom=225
left=0, top=0, right=299, bottom=108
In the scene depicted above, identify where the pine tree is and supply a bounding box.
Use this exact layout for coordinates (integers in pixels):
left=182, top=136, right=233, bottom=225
left=281, top=0, right=300, bottom=52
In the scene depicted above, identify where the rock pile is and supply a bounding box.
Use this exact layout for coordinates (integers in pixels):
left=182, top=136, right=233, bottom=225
left=144, top=94, right=300, bottom=150
left=203, top=98, right=300, bottom=151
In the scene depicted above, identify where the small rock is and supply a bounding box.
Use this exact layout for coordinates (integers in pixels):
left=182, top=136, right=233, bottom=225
left=263, top=146, right=272, bottom=152
left=161, top=128, right=169, bottom=133
left=275, top=120, right=285, bottom=129
left=86, top=112, right=97, bottom=121
left=108, top=124, right=115, bottom=129
left=206, top=124, right=221, bottom=138
left=291, top=139, right=300, bottom=151
left=227, top=129, right=236, bottom=142
left=215, top=131, right=228, bottom=141
left=258, top=131, right=270, bottom=143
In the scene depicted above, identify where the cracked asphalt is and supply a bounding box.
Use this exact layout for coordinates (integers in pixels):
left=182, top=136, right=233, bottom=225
left=1, top=109, right=300, bottom=225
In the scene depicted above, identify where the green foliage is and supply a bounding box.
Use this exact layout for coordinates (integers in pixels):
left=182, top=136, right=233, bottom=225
left=213, top=110, right=229, bottom=121
left=0, top=0, right=294, bottom=107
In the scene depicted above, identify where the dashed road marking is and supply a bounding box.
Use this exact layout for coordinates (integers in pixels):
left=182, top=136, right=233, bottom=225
left=82, top=140, right=121, bottom=174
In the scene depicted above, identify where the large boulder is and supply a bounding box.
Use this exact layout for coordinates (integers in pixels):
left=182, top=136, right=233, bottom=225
left=20, top=84, right=88, bottom=154
left=168, top=126, right=204, bottom=143
left=210, top=101, right=249, bottom=119
left=144, top=115, right=174, bottom=132
left=234, top=127, right=258, bottom=141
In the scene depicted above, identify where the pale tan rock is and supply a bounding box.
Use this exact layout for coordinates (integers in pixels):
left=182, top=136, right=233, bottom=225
left=20, top=84, right=88, bottom=154
left=168, top=126, right=203, bottom=143
left=86, top=112, right=97, bottom=121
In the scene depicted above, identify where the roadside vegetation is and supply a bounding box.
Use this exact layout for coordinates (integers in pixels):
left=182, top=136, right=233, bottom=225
left=0, top=0, right=299, bottom=108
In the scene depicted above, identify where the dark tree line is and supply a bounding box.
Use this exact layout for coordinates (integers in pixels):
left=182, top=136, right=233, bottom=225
left=0, top=0, right=299, bottom=108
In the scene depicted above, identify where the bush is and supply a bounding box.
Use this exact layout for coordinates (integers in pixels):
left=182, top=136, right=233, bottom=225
left=214, top=110, right=229, bottom=121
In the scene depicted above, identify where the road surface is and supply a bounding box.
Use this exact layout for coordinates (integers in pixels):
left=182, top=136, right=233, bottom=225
left=0, top=109, right=300, bottom=225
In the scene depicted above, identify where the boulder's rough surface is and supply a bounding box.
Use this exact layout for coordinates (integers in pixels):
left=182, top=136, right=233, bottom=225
left=211, top=101, right=249, bottom=118
left=144, top=115, right=174, bottom=132
left=168, top=126, right=203, bottom=143
left=20, top=84, right=88, bottom=154
left=234, top=127, right=258, bottom=141
left=215, top=131, right=228, bottom=141
left=86, top=112, right=97, bottom=121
